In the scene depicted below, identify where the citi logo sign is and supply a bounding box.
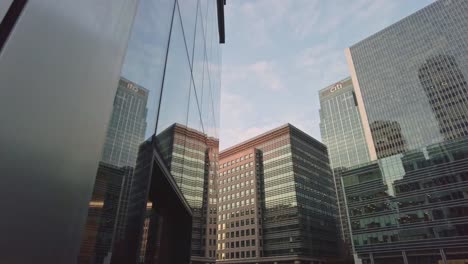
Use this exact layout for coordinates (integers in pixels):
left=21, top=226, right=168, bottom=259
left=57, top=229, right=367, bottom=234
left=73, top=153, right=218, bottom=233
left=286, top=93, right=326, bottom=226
left=330, top=83, right=343, bottom=93
left=127, top=82, right=139, bottom=93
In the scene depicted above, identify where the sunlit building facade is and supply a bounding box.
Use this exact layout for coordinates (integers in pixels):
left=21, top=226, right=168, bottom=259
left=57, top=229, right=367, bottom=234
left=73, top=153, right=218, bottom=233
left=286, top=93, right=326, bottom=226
left=155, top=123, right=220, bottom=263
left=217, top=124, right=340, bottom=264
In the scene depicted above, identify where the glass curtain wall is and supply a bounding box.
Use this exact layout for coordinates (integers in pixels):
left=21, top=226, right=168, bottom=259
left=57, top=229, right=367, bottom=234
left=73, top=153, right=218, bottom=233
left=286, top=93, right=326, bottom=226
left=78, top=0, right=222, bottom=263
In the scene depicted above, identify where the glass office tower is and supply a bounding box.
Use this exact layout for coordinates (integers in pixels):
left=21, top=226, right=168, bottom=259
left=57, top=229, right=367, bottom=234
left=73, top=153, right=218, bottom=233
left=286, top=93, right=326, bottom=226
left=154, top=123, right=220, bottom=262
left=217, top=124, right=340, bottom=263
left=346, top=0, right=468, bottom=159
left=319, top=77, right=371, bottom=169
left=341, top=137, right=468, bottom=264
left=341, top=1, right=468, bottom=262
left=101, top=77, right=149, bottom=168
left=319, top=77, right=371, bottom=257
left=0, top=0, right=224, bottom=263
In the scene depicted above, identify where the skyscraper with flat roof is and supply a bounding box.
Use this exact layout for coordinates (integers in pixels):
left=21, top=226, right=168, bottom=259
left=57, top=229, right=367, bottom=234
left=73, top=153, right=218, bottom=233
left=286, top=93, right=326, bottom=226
left=101, top=77, right=148, bottom=167
left=342, top=1, right=468, bottom=263
left=217, top=124, right=340, bottom=263
left=346, top=0, right=468, bottom=159
left=319, top=77, right=371, bottom=169
left=319, top=77, right=372, bottom=257
left=155, top=123, right=219, bottom=263
left=79, top=77, right=148, bottom=263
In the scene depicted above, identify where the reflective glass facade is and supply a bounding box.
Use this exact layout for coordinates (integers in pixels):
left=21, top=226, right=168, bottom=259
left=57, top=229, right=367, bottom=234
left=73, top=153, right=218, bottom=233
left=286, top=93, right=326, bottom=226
left=218, top=124, right=339, bottom=263
left=154, top=124, right=219, bottom=261
left=319, top=77, right=371, bottom=169
left=347, top=0, right=468, bottom=159
left=101, top=78, right=149, bottom=168
left=319, top=77, right=371, bottom=256
left=341, top=137, right=468, bottom=264
left=79, top=0, right=224, bottom=263
left=0, top=0, right=223, bottom=263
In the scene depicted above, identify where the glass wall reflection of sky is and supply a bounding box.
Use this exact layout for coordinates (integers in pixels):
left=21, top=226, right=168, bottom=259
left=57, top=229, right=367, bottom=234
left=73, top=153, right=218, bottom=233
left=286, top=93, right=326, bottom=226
left=79, top=0, right=223, bottom=262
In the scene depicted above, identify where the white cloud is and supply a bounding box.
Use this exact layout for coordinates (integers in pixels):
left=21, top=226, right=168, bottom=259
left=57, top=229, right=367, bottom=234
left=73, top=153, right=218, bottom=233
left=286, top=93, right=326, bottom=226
left=287, top=0, right=320, bottom=39
left=248, top=61, right=284, bottom=91
left=219, top=0, right=433, bottom=150
left=296, top=43, right=349, bottom=85
left=223, top=61, right=284, bottom=92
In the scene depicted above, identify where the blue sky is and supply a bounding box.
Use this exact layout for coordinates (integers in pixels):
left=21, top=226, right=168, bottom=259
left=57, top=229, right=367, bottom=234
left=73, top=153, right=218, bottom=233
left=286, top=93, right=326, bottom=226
left=219, top=0, right=434, bottom=150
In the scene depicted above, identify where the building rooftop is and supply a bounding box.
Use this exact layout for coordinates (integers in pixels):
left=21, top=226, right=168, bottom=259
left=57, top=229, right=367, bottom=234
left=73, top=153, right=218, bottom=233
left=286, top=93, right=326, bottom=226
left=220, top=123, right=325, bottom=159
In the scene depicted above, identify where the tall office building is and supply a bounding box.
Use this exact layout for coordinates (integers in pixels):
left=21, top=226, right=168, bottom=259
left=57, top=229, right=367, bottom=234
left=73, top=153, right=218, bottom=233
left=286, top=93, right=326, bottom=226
left=79, top=77, right=149, bottom=263
left=78, top=163, right=133, bottom=264
left=319, top=77, right=371, bottom=169
left=216, top=124, right=339, bottom=264
left=155, top=123, right=219, bottom=264
left=101, top=77, right=149, bottom=167
left=0, top=0, right=224, bottom=263
left=110, top=123, right=220, bottom=264
left=340, top=0, right=468, bottom=263
left=346, top=0, right=468, bottom=159
left=319, top=77, right=371, bottom=257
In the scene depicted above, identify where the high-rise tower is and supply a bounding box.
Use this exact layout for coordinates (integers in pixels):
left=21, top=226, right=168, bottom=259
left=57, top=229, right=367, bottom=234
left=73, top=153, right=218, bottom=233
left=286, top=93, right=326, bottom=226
left=101, top=78, right=148, bottom=167
left=346, top=0, right=468, bottom=159
left=319, top=77, right=372, bottom=257
left=343, top=1, right=468, bottom=263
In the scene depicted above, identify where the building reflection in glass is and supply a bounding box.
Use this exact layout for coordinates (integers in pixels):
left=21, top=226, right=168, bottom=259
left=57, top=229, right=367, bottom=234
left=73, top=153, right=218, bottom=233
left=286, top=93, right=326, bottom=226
left=112, top=123, right=218, bottom=264
left=78, top=163, right=133, bottom=264
left=155, top=123, right=219, bottom=260
left=79, top=77, right=148, bottom=263
left=346, top=0, right=468, bottom=157
left=370, top=120, right=407, bottom=159
left=77, top=0, right=224, bottom=263
left=342, top=137, right=468, bottom=264
left=418, top=55, right=468, bottom=141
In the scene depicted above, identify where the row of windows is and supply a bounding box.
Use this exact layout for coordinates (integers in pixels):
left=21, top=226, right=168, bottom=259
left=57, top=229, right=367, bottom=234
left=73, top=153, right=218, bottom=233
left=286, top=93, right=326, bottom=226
left=395, top=173, right=468, bottom=194
left=218, top=198, right=256, bottom=212
left=349, top=189, right=468, bottom=217
left=219, top=162, right=255, bottom=177
left=220, top=154, right=254, bottom=169
left=208, top=250, right=215, bottom=258
left=218, top=170, right=254, bottom=186
left=218, top=218, right=256, bottom=231
left=218, top=208, right=256, bottom=221
left=347, top=173, right=468, bottom=203
left=352, top=204, right=468, bottom=231
left=217, top=250, right=257, bottom=260
left=218, top=228, right=258, bottom=240
left=219, top=179, right=255, bottom=194
left=353, top=223, right=468, bottom=246
left=218, top=189, right=255, bottom=203
left=217, top=239, right=257, bottom=250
